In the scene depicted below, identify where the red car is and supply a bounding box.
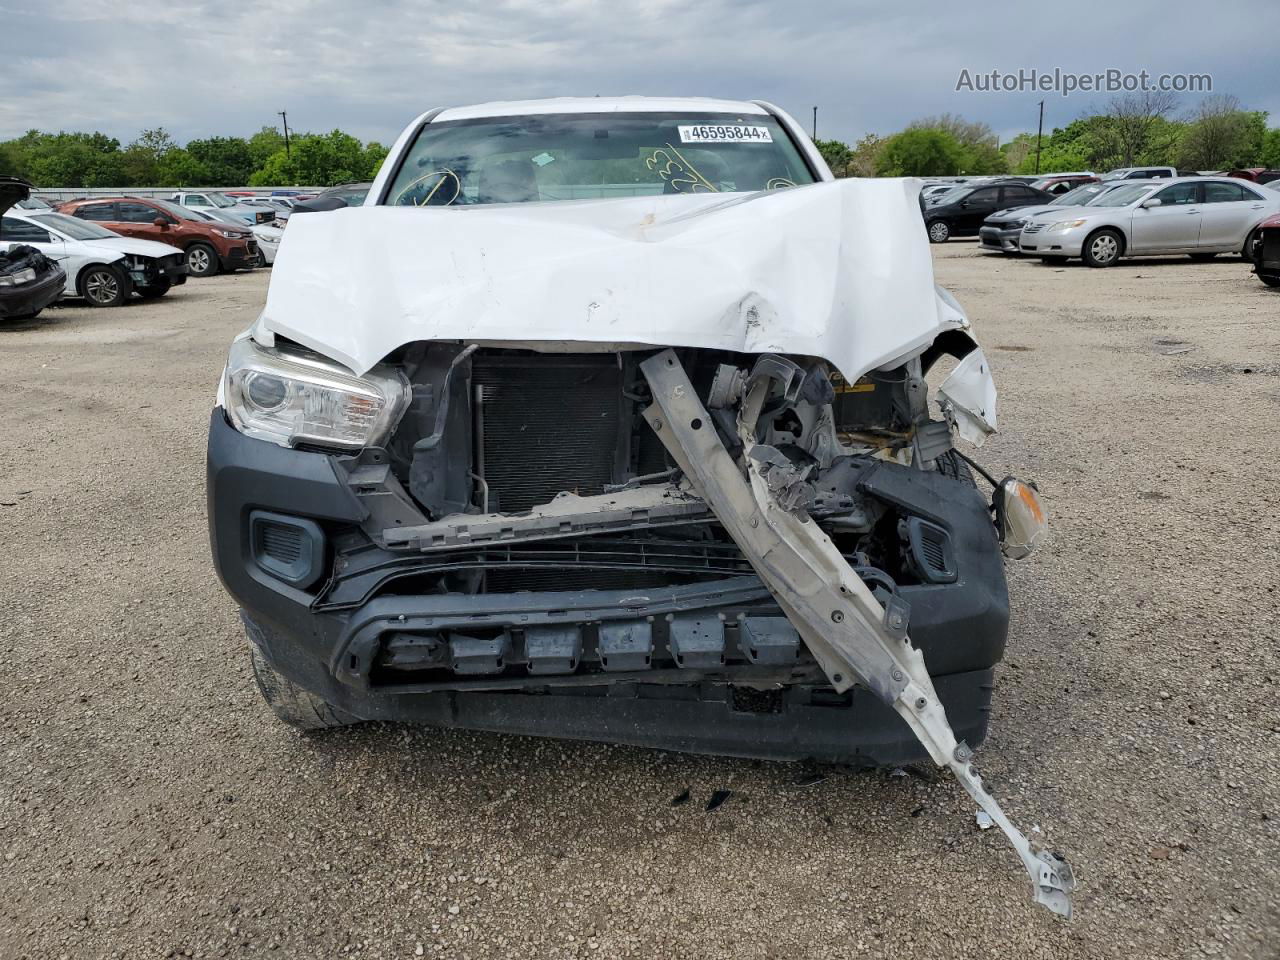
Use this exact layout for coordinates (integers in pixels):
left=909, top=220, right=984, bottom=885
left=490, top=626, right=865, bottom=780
left=1252, top=212, right=1280, bottom=288
left=56, top=197, right=257, bottom=277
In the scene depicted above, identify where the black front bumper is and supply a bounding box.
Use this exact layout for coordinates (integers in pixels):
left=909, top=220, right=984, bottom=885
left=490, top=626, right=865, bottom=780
left=0, top=263, right=65, bottom=319
left=208, top=410, right=1011, bottom=765
left=979, top=224, right=1022, bottom=254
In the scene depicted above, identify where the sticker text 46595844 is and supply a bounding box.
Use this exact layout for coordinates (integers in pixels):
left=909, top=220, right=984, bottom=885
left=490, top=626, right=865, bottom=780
left=677, top=125, right=773, bottom=144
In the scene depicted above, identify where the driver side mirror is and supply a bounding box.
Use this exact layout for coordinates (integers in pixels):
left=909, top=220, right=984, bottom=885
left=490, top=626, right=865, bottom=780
left=153, top=217, right=170, bottom=228
left=1140, top=198, right=1162, bottom=209
left=959, top=200, right=969, bottom=208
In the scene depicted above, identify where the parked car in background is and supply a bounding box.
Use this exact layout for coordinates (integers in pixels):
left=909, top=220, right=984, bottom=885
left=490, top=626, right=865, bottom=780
left=922, top=179, right=1055, bottom=243
left=57, top=197, right=257, bottom=277
left=979, top=181, right=1139, bottom=254
left=1100, top=166, right=1180, bottom=180
left=1, top=210, right=187, bottom=305
left=920, top=183, right=957, bottom=201
left=15, top=194, right=55, bottom=211
left=239, top=196, right=293, bottom=221
left=251, top=223, right=283, bottom=265
left=1251, top=212, right=1280, bottom=288
left=1027, top=173, right=1098, bottom=195
left=0, top=178, right=65, bottom=320
left=170, top=191, right=273, bottom=226
left=1230, top=168, right=1280, bottom=185
left=291, top=182, right=373, bottom=214
left=1019, top=177, right=1280, bottom=267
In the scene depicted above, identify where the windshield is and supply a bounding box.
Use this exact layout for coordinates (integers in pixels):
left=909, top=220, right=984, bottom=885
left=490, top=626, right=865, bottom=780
left=1051, top=184, right=1107, bottom=206
left=383, top=111, right=816, bottom=206
left=153, top=199, right=202, bottom=221
left=1087, top=184, right=1153, bottom=207
left=206, top=192, right=238, bottom=208
left=930, top=187, right=971, bottom=205
left=1100, top=170, right=1131, bottom=181
left=31, top=212, right=120, bottom=240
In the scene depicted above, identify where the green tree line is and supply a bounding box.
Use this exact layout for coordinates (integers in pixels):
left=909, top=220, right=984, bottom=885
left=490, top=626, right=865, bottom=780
left=817, top=95, right=1280, bottom=178
left=0, top=126, right=388, bottom=188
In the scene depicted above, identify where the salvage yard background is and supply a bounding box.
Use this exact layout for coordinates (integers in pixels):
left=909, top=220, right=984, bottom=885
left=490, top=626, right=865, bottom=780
left=1, top=246, right=1277, bottom=958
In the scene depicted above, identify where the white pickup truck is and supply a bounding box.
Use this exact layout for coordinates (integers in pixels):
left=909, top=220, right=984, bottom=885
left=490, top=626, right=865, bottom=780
left=207, top=97, right=1073, bottom=919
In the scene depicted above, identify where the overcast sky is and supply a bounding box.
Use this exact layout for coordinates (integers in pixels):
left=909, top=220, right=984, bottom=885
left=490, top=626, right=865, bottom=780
left=3, top=0, right=1275, bottom=147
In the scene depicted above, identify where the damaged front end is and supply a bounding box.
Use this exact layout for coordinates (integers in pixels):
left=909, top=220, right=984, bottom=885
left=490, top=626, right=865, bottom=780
left=1, top=177, right=66, bottom=320
left=208, top=176, right=1069, bottom=918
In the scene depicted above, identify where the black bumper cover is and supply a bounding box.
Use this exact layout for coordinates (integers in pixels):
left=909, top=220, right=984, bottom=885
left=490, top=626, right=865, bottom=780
left=0, top=263, right=65, bottom=318
left=207, top=410, right=1011, bottom=765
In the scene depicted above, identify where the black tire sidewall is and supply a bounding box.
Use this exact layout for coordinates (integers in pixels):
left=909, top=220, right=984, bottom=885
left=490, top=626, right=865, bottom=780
left=187, top=243, right=219, bottom=277
left=78, top=264, right=128, bottom=307
left=1083, top=229, right=1122, bottom=268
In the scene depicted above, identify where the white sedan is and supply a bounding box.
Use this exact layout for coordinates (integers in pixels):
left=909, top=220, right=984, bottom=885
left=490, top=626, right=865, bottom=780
left=0, top=210, right=188, bottom=306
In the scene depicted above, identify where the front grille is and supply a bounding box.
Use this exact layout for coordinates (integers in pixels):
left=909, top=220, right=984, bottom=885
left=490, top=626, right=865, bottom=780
left=473, top=354, right=622, bottom=513
left=1022, top=222, right=1046, bottom=235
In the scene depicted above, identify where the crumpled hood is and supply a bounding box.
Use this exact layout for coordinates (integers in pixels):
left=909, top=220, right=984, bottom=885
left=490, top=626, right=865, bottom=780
left=259, top=178, right=968, bottom=382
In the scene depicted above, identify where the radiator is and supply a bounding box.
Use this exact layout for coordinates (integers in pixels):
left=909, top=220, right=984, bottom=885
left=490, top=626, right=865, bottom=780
left=472, top=354, right=623, bottom=514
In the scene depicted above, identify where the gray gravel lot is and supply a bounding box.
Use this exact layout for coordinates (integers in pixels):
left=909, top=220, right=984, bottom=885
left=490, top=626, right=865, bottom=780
left=1, top=245, right=1277, bottom=959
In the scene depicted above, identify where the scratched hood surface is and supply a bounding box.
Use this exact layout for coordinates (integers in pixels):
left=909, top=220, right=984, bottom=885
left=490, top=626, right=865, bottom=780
left=259, top=177, right=967, bottom=381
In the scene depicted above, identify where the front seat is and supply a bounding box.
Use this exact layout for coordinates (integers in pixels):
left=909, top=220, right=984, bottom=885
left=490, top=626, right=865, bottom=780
left=477, top=159, right=540, bottom=204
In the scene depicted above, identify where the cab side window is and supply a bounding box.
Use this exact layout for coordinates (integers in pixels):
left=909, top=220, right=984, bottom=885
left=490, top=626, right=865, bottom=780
left=118, top=202, right=162, bottom=223
left=76, top=203, right=117, bottom=221
left=182, top=194, right=209, bottom=207
left=1202, top=182, right=1248, bottom=203
left=0, top=217, right=52, bottom=243
left=1154, top=183, right=1199, bottom=205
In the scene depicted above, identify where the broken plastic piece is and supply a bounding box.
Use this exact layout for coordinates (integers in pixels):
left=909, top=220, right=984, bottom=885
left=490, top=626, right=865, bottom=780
left=937, top=349, right=997, bottom=447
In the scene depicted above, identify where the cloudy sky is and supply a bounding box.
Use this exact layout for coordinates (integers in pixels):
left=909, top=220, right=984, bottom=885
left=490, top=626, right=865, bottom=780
left=2, top=0, right=1275, bottom=147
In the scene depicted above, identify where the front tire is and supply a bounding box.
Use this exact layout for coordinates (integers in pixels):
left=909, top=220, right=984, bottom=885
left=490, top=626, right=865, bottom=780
left=186, top=243, right=219, bottom=277
left=927, top=220, right=951, bottom=244
left=78, top=264, right=129, bottom=307
left=249, top=643, right=358, bottom=732
left=1082, top=228, right=1123, bottom=268
left=1259, top=273, right=1280, bottom=288
left=1243, top=229, right=1260, bottom=263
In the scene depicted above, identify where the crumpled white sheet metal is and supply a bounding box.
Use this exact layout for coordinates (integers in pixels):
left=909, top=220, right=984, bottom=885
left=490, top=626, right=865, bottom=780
left=938, top=348, right=999, bottom=446
left=259, top=178, right=970, bottom=383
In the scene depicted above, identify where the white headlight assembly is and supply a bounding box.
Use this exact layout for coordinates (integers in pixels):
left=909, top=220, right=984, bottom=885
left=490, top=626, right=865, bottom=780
left=223, top=337, right=409, bottom=450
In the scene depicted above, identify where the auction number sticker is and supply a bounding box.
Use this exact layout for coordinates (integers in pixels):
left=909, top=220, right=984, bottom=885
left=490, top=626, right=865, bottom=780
left=677, top=124, right=773, bottom=143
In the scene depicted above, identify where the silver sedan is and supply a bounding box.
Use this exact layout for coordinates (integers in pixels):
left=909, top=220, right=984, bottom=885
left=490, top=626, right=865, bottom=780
left=1018, top=177, right=1280, bottom=267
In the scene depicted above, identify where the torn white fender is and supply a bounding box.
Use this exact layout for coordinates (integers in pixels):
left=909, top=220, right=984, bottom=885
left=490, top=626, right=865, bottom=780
left=937, top=348, right=998, bottom=447
left=639, top=349, right=1074, bottom=919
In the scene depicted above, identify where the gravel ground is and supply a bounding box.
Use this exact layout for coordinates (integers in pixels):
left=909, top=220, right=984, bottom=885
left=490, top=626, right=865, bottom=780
left=1, top=245, right=1277, bottom=959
